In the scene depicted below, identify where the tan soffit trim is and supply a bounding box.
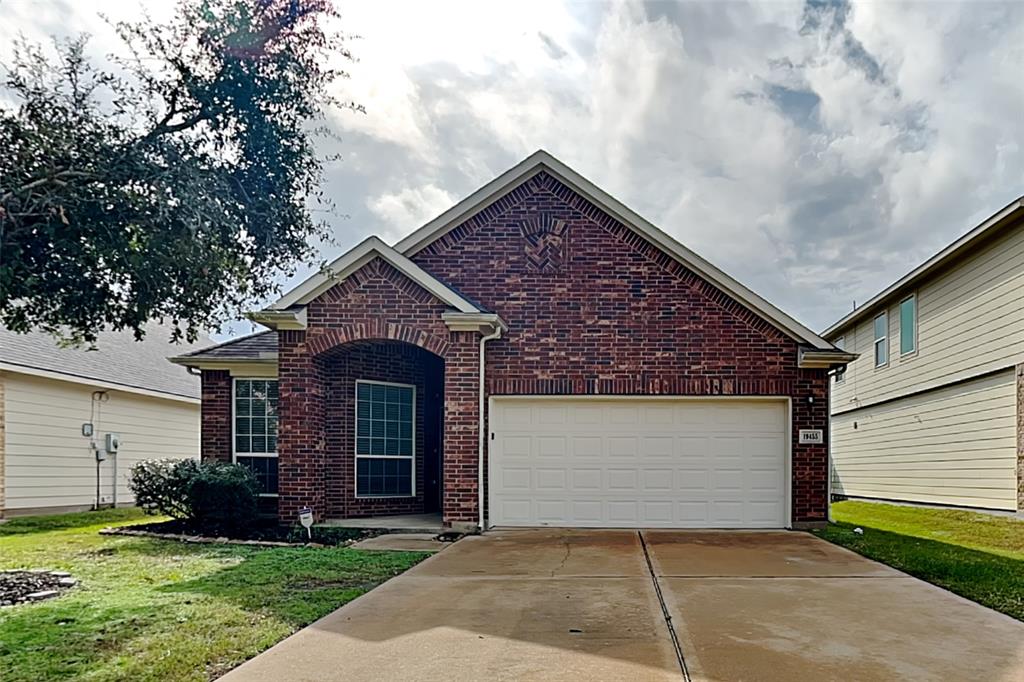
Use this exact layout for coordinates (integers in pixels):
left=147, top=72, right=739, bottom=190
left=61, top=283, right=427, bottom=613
left=247, top=307, right=307, bottom=330
left=167, top=358, right=279, bottom=377
left=822, top=196, right=1024, bottom=338
left=393, top=150, right=833, bottom=349
left=441, top=312, right=509, bottom=333
left=268, top=236, right=479, bottom=313
left=797, top=349, right=859, bottom=369
left=0, top=362, right=200, bottom=404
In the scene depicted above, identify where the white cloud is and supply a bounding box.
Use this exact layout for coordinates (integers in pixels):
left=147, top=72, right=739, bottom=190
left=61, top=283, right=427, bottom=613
left=4, top=0, right=1023, bottom=333
left=367, top=184, right=455, bottom=243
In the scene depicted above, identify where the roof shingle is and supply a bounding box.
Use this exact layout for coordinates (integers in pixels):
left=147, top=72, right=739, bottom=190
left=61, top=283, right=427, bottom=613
left=0, top=324, right=209, bottom=399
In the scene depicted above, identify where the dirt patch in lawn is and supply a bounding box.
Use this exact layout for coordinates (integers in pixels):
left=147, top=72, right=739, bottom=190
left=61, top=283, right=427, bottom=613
left=1, top=570, right=77, bottom=606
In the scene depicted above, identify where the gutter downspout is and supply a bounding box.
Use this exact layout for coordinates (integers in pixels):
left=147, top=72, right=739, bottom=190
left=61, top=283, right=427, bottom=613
left=478, top=324, right=502, bottom=532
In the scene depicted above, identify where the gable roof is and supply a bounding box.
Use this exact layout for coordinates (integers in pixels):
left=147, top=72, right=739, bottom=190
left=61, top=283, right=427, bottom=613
left=392, top=150, right=833, bottom=348
left=269, top=236, right=481, bottom=313
left=822, top=195, right=1024, bottom=338
left=0, top=323, right=207, bottom=400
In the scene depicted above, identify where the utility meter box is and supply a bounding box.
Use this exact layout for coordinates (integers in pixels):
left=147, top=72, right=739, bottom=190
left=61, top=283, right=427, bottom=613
left=105, top=433, right=121, bottom=455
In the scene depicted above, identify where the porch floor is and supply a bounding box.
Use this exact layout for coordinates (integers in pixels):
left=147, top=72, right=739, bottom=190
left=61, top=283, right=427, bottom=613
left=318, top=513, right=444, bottom=533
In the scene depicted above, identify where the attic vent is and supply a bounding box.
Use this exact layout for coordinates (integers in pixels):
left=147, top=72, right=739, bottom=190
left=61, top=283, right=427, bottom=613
left=519, top=214, right=568, bottom=273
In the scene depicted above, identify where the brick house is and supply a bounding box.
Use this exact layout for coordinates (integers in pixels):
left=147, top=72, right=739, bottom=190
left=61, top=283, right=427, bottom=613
left=172, top=151, right=853, bottom=531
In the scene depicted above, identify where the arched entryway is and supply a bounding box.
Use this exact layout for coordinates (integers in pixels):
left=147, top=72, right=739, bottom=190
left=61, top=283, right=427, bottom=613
left=314, top=340, right=445, bottom=519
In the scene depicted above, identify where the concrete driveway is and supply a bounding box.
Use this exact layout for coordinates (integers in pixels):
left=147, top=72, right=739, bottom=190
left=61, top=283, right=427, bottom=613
left=221, top=530, right=1024, bottom=682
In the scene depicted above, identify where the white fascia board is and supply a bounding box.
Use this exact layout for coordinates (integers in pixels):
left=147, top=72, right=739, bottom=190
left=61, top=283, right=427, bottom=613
left=0, top=362, right=200, bottom=404
left=269, top=236, right=479, bottom=313
left=394, top=150, right=832, bottom=349
left=822, top=197, right=1024, bottom=338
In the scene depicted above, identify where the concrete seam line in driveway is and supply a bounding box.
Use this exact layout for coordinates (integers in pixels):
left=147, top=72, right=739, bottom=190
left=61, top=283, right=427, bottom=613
left=638, top=530, right=690, bottom=681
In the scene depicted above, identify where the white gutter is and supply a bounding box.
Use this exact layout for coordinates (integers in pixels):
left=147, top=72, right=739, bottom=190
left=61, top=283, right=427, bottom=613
left=478, top=324, right=502, bottom=532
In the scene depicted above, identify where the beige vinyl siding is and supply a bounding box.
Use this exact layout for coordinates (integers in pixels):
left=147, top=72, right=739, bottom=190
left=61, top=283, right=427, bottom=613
left=2, top=371, right=199, bottom=513
left=832, top=370, right=1017, bottom=510
left=831, top=223, right=1024, bottom=412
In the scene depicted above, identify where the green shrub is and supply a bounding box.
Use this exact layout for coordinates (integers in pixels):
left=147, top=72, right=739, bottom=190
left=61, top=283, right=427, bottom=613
left=129, top=459, right=259, bottom=531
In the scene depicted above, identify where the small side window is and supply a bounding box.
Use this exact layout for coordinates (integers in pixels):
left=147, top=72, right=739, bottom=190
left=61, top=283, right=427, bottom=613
left=873, top=312, right=888, bottom=367
left=833, top=336, right=846, bottom=384
left=899, top=295, right=917, bottom=355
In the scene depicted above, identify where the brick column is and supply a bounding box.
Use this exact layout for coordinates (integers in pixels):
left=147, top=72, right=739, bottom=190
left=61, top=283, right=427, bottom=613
left=442, top=332, right=481, bottom=530
left=278, top=330, right=327, bottom=523
left=791, top=369, right=831, bottom=528
left=200, top=370, right=232, bottom=463
left=1017, top=363, right=1023, bottom=513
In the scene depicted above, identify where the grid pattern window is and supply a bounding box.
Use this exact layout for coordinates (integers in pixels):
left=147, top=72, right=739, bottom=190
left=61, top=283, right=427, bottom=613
left=356, top=381, right=414, bottom=497
left=899, top=295, right=917, bottom=355
left=234, top=379, right=279, bottom=495
left=873, top=312, right=888, bottom=367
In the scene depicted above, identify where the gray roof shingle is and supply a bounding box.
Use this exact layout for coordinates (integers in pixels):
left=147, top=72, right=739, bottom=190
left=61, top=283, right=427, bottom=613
left=174, top=330, right=278, bottom=361
left=0, top=324, right=210, bottom=399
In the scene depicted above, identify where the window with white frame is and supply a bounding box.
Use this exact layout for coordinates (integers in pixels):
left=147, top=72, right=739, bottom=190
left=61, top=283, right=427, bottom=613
left=873, top=312, right=888, bottom=367
left=355, top=381, right=414, bottom=497
left=899, top=295, right=917, bottom=355
left=833, top=336, right=846, bottom=383
left=234, top=379, right=279, bottom=495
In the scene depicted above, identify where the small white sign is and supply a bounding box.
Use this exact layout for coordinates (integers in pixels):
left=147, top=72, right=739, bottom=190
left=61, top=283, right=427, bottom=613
left=798, top=429, right=824, bottom=445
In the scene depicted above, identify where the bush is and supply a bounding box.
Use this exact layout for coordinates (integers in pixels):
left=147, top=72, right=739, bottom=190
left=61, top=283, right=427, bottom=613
left=129, top=459, right=259, bottom=531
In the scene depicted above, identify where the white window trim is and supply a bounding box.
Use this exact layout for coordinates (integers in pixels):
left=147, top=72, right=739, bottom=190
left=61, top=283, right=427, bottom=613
left=873, top=312, right=888, bottom=368
left=232, top=377, right=279, bottom=498
left=898, top=293, right=918, bottom=357
left=354, top=379, right=417, bottom=499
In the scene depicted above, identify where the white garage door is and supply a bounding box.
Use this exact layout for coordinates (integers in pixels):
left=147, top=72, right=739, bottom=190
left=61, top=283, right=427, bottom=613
left=489, top=398, right=788, bottom=528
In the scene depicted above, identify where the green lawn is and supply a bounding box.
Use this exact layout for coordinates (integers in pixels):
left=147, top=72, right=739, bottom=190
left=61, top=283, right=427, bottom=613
left=0, top=509, right=429, bottom=681
left=815, top=500, right=1024, bottom=621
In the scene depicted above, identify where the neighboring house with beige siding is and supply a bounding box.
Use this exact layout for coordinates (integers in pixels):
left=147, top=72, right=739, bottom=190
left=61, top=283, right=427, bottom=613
left=0, top=325, right=208, bottom=517
left=824, top=196, right=1024, bottom=513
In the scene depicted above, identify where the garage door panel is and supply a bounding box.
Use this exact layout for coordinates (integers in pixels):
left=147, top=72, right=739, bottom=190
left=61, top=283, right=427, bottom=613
left=641, top=469, right=673, bottom=491
left=535, top=468, right=567, bottom=490
left=489, top=399, right=788, bottom=528
left=607, top=469, right=638, bottom=490
left=640, top=435, right=674, bottom=457
left=571, top=468, right=602, bottom=489
left=572, top=436, right=602, bottom=457
left=498, top=467, right=531, bottom=490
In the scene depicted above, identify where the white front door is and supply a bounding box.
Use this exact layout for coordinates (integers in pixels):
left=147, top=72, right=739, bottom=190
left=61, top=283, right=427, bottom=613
left=488, top=398, right=789, bottom=528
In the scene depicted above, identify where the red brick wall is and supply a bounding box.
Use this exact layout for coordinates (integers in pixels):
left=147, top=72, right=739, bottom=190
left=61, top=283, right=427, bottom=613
left=276, top=258, right=480, bottom=524
left=200, top=370, right=232, bottom=463
left=202, top=171, right=832, bottom=526
left=410, top=171, right=831, bottom=525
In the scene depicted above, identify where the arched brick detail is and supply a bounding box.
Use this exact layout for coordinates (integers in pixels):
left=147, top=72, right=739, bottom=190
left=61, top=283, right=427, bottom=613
left=306, top=322, right=451, bottom=358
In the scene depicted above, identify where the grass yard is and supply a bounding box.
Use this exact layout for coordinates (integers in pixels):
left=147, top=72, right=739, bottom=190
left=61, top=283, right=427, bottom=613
left=0, top=508, right=429, bottom=681
left=815, top=500, right=1024, bottom=621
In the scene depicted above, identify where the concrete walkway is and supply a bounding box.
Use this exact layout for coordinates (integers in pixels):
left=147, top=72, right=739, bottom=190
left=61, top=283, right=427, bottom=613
left=221, top=529, right=1024, bottom=682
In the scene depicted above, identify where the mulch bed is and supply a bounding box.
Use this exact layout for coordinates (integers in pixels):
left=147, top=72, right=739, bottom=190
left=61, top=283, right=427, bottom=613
left=1, top=570, right=78, bottom=607
left=101, top=519, right=379, bottom=548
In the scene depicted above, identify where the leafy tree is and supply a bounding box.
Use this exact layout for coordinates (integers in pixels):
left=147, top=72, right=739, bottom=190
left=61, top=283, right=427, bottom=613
left=0, top=0, right=357, bottom=344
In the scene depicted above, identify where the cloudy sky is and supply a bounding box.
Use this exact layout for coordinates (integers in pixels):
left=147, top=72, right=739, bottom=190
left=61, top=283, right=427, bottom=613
left=3, top=0, right=1023, bottom=335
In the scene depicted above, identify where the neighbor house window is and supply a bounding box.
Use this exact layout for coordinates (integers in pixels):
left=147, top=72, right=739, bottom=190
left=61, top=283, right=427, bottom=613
left=833, top=336, right=846, bottom=384
left=899, top=295, right=917, bottom=355
left=873, top=312, right=888, bottom=367
left=355, top=381, right=415, bottom=497
left=234, top=379, right=279, bottom=496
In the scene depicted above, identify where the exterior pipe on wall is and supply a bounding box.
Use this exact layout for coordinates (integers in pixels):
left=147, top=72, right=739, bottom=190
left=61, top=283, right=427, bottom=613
left=478, top=324, right=502, bottom=532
